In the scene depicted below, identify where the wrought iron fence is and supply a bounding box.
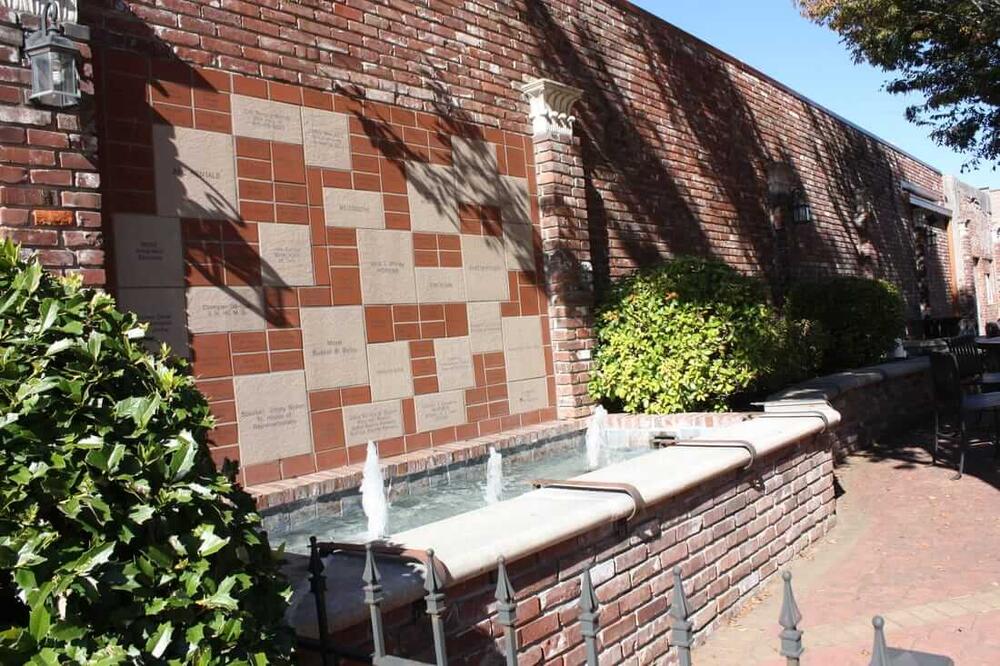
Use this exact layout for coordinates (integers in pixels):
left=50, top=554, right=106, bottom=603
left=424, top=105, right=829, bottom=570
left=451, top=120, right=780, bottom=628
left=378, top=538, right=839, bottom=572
left=304, top=538, right=953, bottom=666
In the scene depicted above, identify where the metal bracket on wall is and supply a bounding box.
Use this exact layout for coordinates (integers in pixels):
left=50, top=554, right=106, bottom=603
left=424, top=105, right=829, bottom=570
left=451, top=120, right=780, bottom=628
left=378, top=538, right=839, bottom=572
left=751, top=411, right=831, bottom=431
left=531, top=478, right=647, bottom=521
left=656, top=438, right=758, bottom=470
left=748, top=401, right=832, bottom=431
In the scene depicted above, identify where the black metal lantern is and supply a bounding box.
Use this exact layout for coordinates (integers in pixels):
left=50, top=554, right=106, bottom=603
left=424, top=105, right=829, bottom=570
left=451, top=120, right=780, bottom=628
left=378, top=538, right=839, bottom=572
left=25, top=1, right=80, bottom=108
left=791, top=189, right=813, bottom=225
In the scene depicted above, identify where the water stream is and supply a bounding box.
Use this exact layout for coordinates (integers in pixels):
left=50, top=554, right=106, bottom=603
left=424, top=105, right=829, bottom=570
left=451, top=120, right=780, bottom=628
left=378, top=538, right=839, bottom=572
left=484, top=447, right=503, bottom=505
left=586, top=405, right=608, bottom=470
left=359, top=440, right=388, bottom=541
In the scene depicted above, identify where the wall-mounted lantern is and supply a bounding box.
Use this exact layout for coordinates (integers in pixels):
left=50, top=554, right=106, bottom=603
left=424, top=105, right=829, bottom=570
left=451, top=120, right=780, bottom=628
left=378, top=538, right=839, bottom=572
left=766, top=162, right=812, bottom=226
left=24, top=1, right=81, bottom=108
left=791, top=189, right=813, bottom=225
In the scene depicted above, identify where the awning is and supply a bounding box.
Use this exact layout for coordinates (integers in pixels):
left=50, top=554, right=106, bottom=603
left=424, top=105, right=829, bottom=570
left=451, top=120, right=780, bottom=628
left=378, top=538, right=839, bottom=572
left=908, top=193, right=952, bottom=218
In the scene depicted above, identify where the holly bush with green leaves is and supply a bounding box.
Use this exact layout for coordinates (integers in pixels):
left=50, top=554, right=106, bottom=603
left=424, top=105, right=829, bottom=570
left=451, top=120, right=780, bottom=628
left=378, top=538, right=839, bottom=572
left=0, top=241, right=293, bottom=664
left=786, top=276, right=905, bottom=372
left=589, top=257, right=825, bottom=413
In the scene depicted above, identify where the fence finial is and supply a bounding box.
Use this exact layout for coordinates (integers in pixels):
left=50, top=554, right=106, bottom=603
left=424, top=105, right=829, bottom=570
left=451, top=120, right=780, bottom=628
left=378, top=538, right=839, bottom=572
left=495, top=557, right=518, bottom=666
left=869, top=616, right=889, bottom=666
left=670, top=566, right=694, bottom=666
left=580, top=567, right=600, bottom=666
left=362, top=544, right=387, bottom=659
left=424, top=549, right=449, bottom=666
left=778, top=571, right=804, bottom=665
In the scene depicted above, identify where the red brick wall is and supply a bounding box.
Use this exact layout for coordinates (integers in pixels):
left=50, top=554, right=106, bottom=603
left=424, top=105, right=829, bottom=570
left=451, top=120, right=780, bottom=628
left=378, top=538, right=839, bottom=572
left=0, top=8, right=103, bottom=284
left=81, top=0, right=944, bottom=310
left=62, top=0, right=953, bottom=481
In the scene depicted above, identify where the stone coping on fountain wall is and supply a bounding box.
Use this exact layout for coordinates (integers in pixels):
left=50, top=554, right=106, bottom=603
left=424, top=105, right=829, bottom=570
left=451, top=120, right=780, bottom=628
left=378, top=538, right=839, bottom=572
left=246, top=412, right=746, bottom=512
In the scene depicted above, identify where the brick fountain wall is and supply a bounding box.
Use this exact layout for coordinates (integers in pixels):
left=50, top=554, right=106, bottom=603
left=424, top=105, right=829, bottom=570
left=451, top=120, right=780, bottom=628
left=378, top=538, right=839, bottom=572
left=307, top=361, right=932, bottom=665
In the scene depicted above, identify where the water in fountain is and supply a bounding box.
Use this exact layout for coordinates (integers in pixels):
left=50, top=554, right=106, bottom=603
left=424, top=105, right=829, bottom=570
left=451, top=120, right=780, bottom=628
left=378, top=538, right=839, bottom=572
left=360, top=440, right=388, bottom=541
left=484, top=447, right=503, bottom=504
left=585, top=405, right=608, bottom=470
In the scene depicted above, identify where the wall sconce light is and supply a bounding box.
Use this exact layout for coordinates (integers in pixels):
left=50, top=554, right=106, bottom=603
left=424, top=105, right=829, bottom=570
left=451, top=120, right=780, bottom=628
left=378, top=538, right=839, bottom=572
left=24, top=1, right=81, bottom=108
left=791, top=189, right=813, bottom=225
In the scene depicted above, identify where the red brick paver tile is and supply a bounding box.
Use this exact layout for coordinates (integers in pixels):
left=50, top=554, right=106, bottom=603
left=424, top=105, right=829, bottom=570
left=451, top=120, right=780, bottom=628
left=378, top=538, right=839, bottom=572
left=693, top=435, right=1000, bottom=665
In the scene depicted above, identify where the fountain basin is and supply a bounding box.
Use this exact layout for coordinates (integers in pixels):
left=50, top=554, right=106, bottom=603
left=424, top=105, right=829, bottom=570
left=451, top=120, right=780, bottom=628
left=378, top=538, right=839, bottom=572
left=277, top=403, right=841, bottom=641
left=269, top=423, right=693, bottom=553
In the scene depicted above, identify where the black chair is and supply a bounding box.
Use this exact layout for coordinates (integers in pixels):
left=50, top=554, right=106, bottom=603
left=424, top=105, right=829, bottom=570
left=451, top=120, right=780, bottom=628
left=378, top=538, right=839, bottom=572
left=944, top=335, right=1000, bottom=387
left=930, top=351, right=1000, bottom=479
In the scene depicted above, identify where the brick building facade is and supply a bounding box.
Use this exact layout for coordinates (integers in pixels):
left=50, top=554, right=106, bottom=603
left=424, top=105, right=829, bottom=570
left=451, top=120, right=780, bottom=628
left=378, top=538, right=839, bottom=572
left=0, top=0, right=997, bottom=481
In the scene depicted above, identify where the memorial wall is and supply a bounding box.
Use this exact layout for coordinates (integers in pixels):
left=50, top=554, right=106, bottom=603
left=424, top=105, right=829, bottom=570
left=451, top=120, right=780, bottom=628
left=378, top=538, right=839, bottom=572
left=103, top=59, right=554, bottom=485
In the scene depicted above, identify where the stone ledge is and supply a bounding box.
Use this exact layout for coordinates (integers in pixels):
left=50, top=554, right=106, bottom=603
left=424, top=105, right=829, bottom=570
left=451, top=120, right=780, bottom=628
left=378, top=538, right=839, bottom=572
left=767, top=357, right=929, bottom=402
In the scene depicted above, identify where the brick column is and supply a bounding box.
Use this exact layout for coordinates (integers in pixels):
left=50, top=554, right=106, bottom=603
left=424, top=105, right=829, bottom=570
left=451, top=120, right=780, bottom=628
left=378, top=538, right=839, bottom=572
left=521, top=78, right=595, bottom=420
left=0, top=5, right=103, bottom=285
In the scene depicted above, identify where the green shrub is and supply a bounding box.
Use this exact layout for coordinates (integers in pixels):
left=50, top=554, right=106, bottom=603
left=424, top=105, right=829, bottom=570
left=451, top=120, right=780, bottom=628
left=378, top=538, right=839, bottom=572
left=589, top=257, right=824, bottom=413
left=0, top=241, right=293, bottom=664
left=786, top=276, right=905, bottom=372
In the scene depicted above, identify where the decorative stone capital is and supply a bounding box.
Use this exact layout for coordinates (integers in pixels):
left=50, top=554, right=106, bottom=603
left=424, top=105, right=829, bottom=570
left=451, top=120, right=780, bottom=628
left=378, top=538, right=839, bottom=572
left=519, top=78, right=583, bottom=140
left=3, top=0, right=78, bottom=24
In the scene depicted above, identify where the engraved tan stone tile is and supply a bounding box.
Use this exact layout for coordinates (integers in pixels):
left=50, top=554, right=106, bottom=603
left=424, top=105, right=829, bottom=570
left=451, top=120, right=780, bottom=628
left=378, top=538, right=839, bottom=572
left=504, top=217, right=536, bottom=272
left=508, top=377, right=548, bottom=414
left=186, top=286, right=266, bottom=333
left=258, top=222, right=314, bottom=286
left=234, top=370, right=312, bottom=466
left=498, top=175, right=531, bottom=226
left=118, top=287, right=189, bottom=357
left=414, top=390, right=466, bottom=432
left=343, top=400, right=404, bottom=445
left=462, top=234, right=509, bottom=301
left=452, top=136, right=499, bottom=205
left=367, top=341, right=413, bottom=401
left=300, top=306, right=369, bottom=390
left=468, top=301, right=503, bottom=352
left=415, top=267, right=467, bottom=303
left=434, top=336, right=475, bottom=391
left=406, top=161, right=458, bottom=233
left=112, top=214, right=184, bottom=287
left=323, top=188, right=384, bottom=229
left=232, top=94, right=303, bottom=144
left=301, top=107, right=351, bottom=170
left=153, top=124, right=238, bottom=220
left=357, top=229, right=416, bottom=304
left=502, top=316, right=546, bottom=381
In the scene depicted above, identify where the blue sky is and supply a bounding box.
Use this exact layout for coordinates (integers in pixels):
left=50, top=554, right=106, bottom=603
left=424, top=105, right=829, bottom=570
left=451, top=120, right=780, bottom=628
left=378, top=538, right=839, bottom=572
left=632, top=0, right=999, bottom=189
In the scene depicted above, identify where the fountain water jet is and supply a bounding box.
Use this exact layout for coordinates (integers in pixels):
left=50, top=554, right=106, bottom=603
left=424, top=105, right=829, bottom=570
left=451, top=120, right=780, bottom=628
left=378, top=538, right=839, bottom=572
left=484, top=447, right=503, bottom=504
left=360, top=440, right=388, bottom=541
left=586, top=405, right=608, bottom=470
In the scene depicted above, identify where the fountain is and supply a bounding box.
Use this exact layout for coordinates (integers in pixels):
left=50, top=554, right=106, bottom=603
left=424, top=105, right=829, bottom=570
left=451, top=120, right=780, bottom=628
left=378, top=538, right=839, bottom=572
left=484, top=447, right=503, bottom=504
left=360, top=440, right=388, bottom=541
left=585, top=405, right=608, bottom=470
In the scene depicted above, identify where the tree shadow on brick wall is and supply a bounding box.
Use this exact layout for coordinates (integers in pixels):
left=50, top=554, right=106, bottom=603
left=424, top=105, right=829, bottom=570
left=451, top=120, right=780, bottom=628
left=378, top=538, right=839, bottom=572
left=796, top=107, right=925, bottom=314
left=337, top=77, right=547, bottom=294
left=524, top=0, right=821, bottom=301
left=90, top=16, right=303, bottom=353
left=523, top=0, right=938, bottom=310
left=523, top=0, right=711, bottom=296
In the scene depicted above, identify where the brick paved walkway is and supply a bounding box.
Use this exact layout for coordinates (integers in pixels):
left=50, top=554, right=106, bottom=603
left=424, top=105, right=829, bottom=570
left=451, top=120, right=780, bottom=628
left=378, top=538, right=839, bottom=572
left=692, top=430, right=1000, bottom=665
